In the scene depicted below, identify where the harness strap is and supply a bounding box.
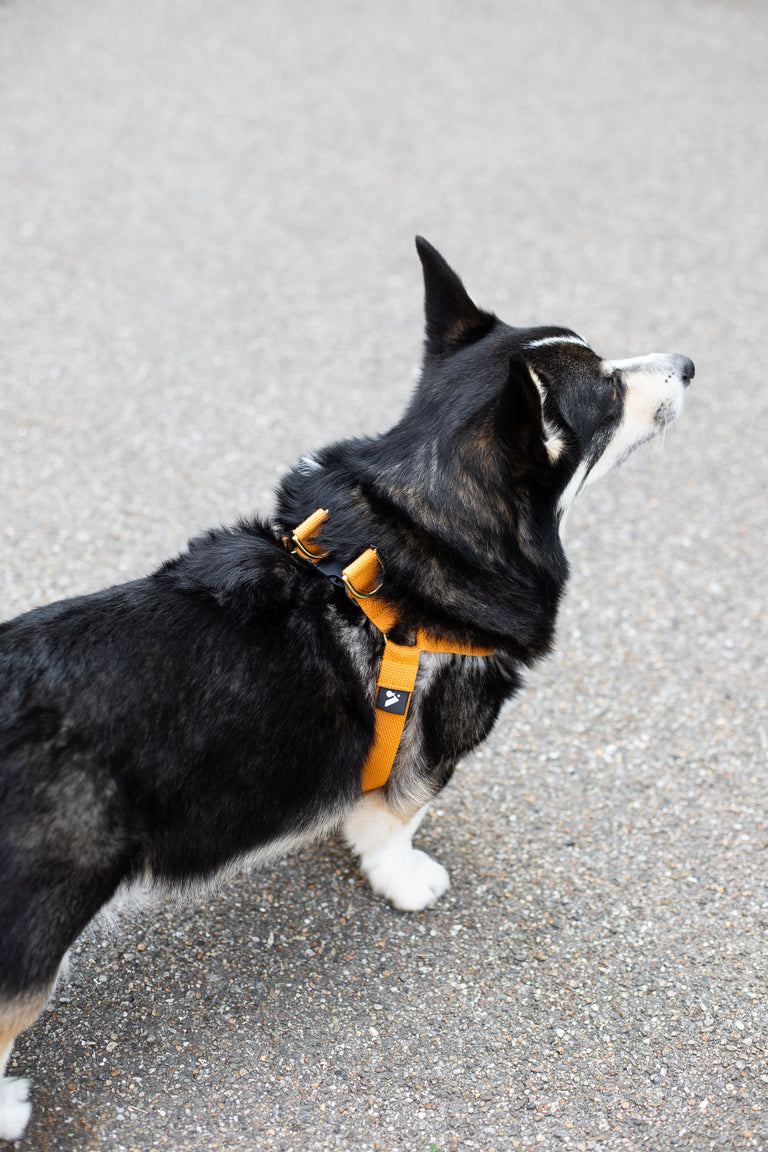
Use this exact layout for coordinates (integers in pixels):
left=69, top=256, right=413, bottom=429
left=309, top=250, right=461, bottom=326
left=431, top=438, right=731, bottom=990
left=289, top=509, right=493, bottom=792
left=361, top=639, right=421, bottom=791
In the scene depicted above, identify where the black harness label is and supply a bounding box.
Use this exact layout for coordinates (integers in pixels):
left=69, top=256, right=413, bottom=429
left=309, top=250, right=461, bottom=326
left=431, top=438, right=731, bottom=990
left=375, top=686, right=410, bottom=715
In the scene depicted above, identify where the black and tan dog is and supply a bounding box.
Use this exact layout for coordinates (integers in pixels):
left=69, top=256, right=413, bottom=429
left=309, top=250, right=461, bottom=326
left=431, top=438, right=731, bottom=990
left=0, top=238, right=693, bottom=1140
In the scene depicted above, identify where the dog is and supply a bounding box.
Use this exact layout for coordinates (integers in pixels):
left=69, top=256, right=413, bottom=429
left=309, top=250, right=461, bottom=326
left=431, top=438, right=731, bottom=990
left=0, top=237, right=693, bottom=1141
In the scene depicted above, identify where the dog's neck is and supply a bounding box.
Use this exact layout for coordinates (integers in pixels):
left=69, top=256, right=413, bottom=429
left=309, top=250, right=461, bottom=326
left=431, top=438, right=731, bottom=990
left=274, top=455, right=568, bottom=666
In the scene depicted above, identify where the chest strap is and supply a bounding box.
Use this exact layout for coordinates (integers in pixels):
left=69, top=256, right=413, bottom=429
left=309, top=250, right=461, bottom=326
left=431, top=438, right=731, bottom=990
left=289, top=510, right=493, bottom=792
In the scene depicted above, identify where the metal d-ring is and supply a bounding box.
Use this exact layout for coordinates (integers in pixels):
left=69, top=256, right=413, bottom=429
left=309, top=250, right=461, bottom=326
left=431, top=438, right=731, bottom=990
left=291, top=533, right=330, bottom=562
left=342, top=550, right=385, bottom=598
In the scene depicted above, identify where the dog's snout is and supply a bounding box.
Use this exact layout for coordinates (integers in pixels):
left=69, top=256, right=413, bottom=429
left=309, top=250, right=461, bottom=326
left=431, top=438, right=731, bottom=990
left=673, top=354, right=695, bottom=386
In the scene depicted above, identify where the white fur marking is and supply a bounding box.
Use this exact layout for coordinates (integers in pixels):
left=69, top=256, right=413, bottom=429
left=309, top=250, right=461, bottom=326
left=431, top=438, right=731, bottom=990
left=524, top=335, right=588, bottom=350
left=296, top=454, right=323, bottom=476
left=595, top=354, right=686, bottom=480
left=557, top=457, right=592, bottom=520
left=557, top=353, right=687, bottom=524
left=0, top=1078, right=32, bottom=1142
left=527, top=366, right=567, bottom=463
left=342, top=796, right=449, bottom=911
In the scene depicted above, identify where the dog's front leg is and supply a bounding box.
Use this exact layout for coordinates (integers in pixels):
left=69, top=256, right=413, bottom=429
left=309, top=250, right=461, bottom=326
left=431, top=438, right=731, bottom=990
left=342, top=792, right=449, bottom=911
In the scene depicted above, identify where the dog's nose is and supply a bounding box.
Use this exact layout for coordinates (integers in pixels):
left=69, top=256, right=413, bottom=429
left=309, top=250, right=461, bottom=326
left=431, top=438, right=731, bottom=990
left=673, top=354, right=695, bottom=386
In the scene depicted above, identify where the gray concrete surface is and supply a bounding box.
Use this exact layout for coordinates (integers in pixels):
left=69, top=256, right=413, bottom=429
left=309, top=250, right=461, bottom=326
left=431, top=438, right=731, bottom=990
left=1, top=0, right=767, bottom=1149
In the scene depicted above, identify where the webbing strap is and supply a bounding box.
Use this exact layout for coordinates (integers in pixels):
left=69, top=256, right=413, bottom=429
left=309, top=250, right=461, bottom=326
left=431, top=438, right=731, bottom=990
left=290, top=510, right=493, bottom=792
left=360, top=640, right=421, bottom=791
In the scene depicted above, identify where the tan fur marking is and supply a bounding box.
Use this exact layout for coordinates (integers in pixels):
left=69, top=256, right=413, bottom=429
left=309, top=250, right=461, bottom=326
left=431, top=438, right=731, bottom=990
left=0, top=989, right=52, bottom=1074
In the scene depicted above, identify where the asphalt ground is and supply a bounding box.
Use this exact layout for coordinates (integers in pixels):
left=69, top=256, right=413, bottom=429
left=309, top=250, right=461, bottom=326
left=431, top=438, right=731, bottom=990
left=1, top=0, right=767, bottom=1149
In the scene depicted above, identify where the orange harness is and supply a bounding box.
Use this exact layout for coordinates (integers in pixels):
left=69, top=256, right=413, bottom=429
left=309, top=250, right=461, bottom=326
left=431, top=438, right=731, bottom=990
left=289, top=509, right=494, bottom=792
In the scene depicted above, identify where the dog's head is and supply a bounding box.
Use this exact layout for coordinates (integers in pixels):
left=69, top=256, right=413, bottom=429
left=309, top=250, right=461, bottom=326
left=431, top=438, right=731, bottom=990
left=411, top=237, right=693, bottom=525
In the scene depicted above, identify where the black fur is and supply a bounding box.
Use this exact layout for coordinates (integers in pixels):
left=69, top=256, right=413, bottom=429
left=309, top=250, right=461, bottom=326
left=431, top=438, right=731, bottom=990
left=0, top=529, right=372, bottom=996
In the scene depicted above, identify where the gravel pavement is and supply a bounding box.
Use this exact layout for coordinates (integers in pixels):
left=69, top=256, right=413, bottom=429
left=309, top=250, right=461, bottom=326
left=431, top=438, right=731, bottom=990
left=1, top=1, right=767, bottom=1149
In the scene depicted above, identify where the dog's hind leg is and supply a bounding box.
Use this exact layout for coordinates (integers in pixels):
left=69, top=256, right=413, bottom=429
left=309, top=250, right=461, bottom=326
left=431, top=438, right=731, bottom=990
left=342, top=792, right=449, bottom=911
left=0, top=988, right=51, bottom=1142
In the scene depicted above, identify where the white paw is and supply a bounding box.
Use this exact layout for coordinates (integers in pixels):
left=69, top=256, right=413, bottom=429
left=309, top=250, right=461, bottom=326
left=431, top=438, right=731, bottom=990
left=364, top=847, right=450, bottom=911
left=0, top=1077, right=32, bottom=1142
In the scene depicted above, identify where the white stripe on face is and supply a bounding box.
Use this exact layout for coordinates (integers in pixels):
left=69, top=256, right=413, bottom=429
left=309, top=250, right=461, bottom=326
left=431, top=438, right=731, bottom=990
left=524, top=335, right=589, bottom=351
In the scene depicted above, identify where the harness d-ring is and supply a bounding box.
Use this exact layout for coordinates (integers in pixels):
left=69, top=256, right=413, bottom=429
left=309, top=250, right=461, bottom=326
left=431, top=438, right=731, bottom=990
left=342, top=549, right=385, bottom=599
left=290, top=508, right=330, bottom=561
left=292, top=534, right=330, bottom=562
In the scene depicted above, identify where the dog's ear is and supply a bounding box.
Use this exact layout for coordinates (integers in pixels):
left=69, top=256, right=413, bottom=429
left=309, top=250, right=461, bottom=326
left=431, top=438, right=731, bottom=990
left=498, top=356, right=561, bottom=474
left=415, top=236, right=495, bottom=356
